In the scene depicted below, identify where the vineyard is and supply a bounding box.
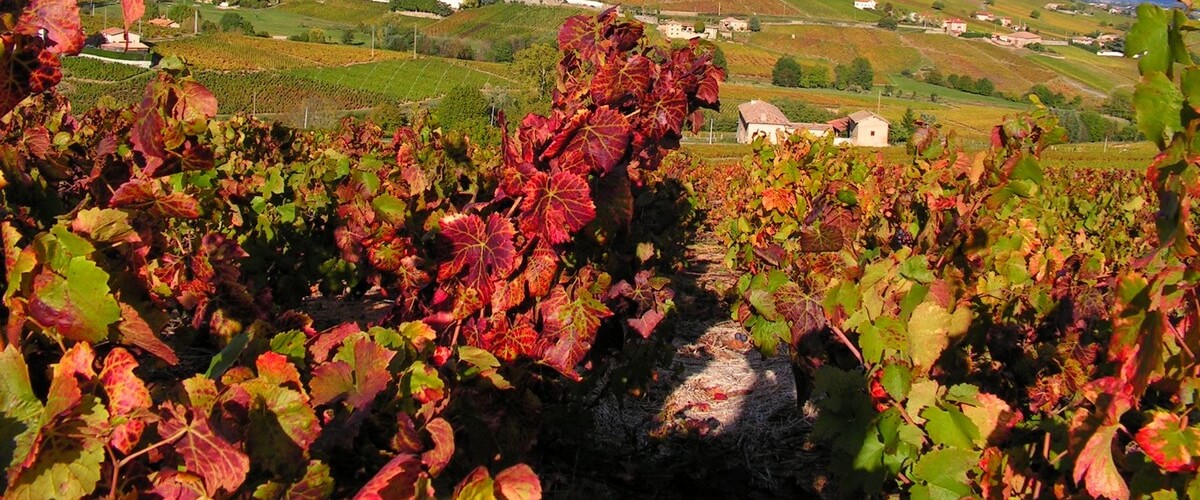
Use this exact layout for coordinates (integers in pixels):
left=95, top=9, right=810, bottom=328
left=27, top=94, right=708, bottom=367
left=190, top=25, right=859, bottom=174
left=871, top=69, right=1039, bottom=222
left=62, top=56, right=151, bottom=81
left=154, top=33, right=410, bottom=71
left=287, top=58, right=519, bottom=102
left=1, top=1, right=1199, bottom=500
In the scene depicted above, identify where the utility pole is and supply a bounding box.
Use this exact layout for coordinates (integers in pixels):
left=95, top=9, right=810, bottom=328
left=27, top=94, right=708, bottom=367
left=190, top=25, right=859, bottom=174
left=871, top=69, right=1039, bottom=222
left=304, top=106, right=309, bottom=129
left=876, top=90, right=881, bottom=115
left=371, top=29, right=375, bottom=57
left=709, top=117, right=713, bottom=144
left=194, top=10, right=199, bottom=35
left=413, top=25, right=417, bottom=58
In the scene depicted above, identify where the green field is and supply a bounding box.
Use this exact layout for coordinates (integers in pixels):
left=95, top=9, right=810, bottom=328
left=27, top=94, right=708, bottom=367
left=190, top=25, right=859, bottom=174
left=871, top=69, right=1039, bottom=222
left=287, top=58, right=520, bottom=102
left=63, top=56, right=151, bottom=81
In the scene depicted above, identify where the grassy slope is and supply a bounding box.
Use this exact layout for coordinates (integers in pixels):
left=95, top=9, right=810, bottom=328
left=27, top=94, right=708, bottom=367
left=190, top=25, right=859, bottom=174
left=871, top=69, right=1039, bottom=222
left=734, top=24, right=1128, bottom=98
left=421, top=3, right=584, bottom=44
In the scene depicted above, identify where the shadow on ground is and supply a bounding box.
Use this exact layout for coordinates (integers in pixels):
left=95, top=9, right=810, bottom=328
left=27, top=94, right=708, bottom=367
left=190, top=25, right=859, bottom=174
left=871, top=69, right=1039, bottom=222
left=539, top=235, right=831, bottom=499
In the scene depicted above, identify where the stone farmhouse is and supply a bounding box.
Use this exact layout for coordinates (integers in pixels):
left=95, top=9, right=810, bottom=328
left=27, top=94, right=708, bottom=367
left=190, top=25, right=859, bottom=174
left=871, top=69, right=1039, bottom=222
left=736, top=101, right=889, bottom=147
left=854, top=0, right=877, bottom=10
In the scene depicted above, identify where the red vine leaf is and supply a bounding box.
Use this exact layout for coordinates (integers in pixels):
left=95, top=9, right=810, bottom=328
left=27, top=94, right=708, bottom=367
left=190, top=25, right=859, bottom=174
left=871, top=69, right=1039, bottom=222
left=159, top=402, right=250, bottom=497
left=495, top=463, right=542, bottom=500
left=539, top=284, right=612, bottom=380
left=590, top=55, right=651, bottom=106
left=520, top=171, right=596, bottom=245
left=420, top=418, right=454, bottom=476
left=488, top=317, right=539, bottom=363
left=353, top=453, right=422, bottom=500
left=1134, top=411, right=1200, bottom=472
left=100, top=348, right=151, bottom=454
left=15, top=0, right=84, bottom=56
left=1072, top=420, right=1129, bottom=500
left=523, top=247, right=558, bottom=298
left=118, top=303, right=178, bottom=365
left=120, top=0, right=145, bottom=39
left=309, top=333, right=396, bottom=412
left=438, top=213, right=518, bottom=289
left=557, top=16, right=596, bottom=56
left=561, top=106, right=631, bottom=175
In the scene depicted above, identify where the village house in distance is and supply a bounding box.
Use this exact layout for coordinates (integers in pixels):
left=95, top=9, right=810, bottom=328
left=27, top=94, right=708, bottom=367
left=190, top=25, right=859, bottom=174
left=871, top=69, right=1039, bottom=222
left=736, top=100, right=890, bottom=147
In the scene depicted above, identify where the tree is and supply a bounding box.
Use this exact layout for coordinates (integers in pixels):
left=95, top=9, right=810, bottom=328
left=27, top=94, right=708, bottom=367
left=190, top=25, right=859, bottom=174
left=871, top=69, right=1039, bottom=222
left=308, top=27, right=327, bottom=43
left=834, top=63, right=850, bottom=89
left=437, top=84, right=489, bottom=128
left=167, top=4, right=197, bottom=23
left=776, top=99, right=836, bottom=122
left=749, top=16, right=762, bottom=31
left=712, top=44, right=727, bottom=71
left=894, top=107, right=916, bottom=143
left=492, top=41, right=515, bottom=62
left=932, top=0, right=945, bottom=9
left=975, top=77, right=995, bottom=96
left=1100, top=90, right=1133, bottom=120
left=513, top=43, right=559, bottom=96
left=877, top=16, right=898, bottom=30
left=772, top=56, right=803, bottom=87
left=802, top=65, right=830, bottom=88
left=1031, top=9, right=1041, bottom=18
left=924, top=68, right=944, bottom=86
left=849, top=57, right=874, bottom=90
left=341, top=29, right=355, bottom=44
left=694, top=21, right=706, bottom=33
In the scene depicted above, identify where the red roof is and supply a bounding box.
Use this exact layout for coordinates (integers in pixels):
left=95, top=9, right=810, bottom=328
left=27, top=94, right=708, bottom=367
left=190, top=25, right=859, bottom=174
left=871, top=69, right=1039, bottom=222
left=945, top=17, right=964, bottom=23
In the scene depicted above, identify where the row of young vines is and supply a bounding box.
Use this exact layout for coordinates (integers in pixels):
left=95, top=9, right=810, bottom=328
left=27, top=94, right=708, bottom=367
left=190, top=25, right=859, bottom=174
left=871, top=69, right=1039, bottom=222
left=0, top=0, right=721, bottom=497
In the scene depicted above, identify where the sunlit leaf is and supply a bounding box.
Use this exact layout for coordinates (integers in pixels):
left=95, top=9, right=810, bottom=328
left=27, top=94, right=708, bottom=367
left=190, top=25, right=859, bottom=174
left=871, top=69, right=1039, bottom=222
left=520, top=171, right=596, bottom=245
left=159, top=402, right=250, bottom=497
left=99, top=348, right=151, bottom=454
left=1134, top=411, right=1200, bottom=473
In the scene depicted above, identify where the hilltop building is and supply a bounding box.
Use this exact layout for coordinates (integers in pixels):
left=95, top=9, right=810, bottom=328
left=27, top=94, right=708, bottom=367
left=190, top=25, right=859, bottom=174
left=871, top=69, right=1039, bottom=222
left=97, top=27, right=150, bottom=52
left=828, top=111, right=890, bottom=147
left=658, top=20, right=717, bottom=40
left=854, top=0, right=877, bottom=10
left=147, top=17, right=180, bottom=28
left=736, top=101, right=888, bottom=146
left=942, top=18, right=967, bottom=35
left=720, top=17, right=749, bottom=31
left=994, top=31, right=1042, bottom=47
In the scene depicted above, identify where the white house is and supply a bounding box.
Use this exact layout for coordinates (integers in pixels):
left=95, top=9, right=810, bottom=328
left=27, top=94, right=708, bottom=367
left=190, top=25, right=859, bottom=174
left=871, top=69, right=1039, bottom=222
left=994, top=31, right=1043, bottom=47
left=1097, top=50, right=1124, bottom=57
left=973, top=12, right=995, bottom=21
left=720, top=17, right=749, bottom=31
left=737, top=101, right=833, bottom=144
left=854, top=0, right=877, bottom=10
left=737, top=101, right=886, bottom=146
left=658, top=21, right=717, bottom=40
left=941, top=18, right=967, bottom=35
left=828, top=111, right=890, bottom=147
left=98, top=27, right=150, bottom=52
